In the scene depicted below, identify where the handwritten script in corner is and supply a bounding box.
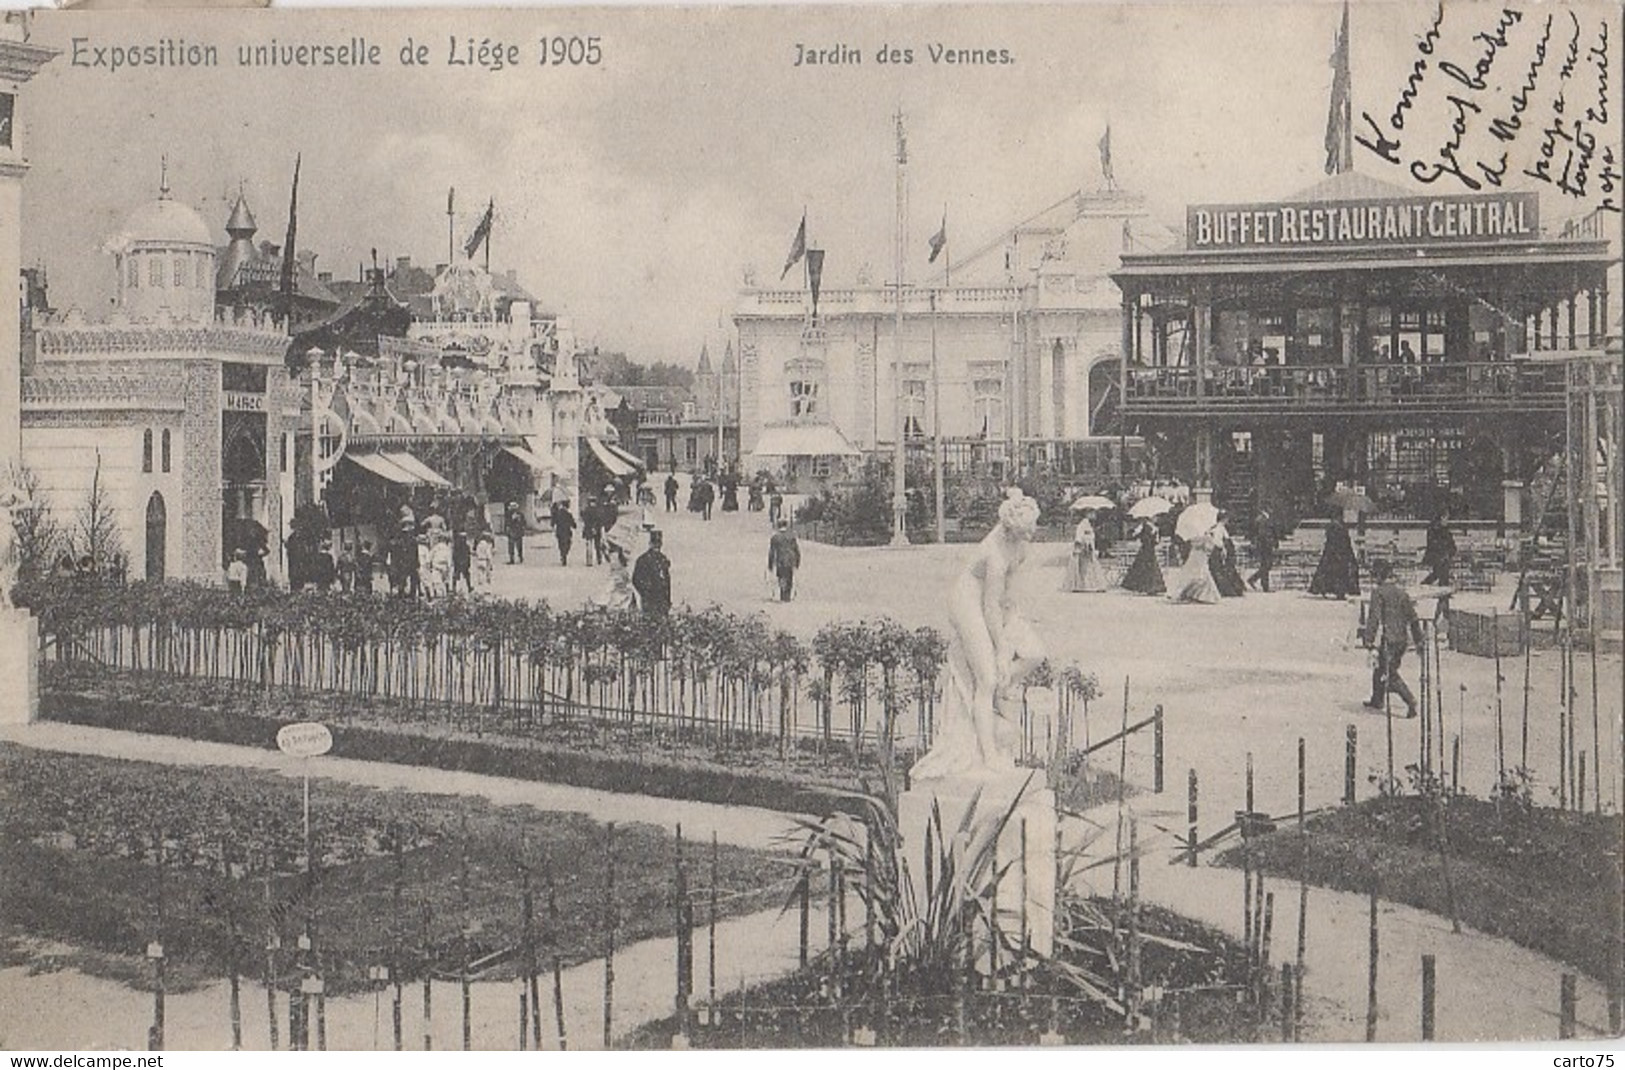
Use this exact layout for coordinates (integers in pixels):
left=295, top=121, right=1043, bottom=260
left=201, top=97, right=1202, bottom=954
left=1358, top=3, right=1618, bottom=216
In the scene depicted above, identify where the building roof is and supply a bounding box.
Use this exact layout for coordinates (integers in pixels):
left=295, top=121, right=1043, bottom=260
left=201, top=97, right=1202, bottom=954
left=611, top=385, right=692, bottom=413
left=114, top=195, right=213, bottom=250
left=1280, top=170, right=1417, bottom=203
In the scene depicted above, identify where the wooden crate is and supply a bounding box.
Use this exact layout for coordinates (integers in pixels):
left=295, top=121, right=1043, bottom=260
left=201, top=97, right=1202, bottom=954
left=1448, top=608, right=1525, bottom=657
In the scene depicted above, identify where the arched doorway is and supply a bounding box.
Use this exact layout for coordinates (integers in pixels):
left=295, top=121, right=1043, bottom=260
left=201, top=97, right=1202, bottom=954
left=145, top=492, right=166, bottom=581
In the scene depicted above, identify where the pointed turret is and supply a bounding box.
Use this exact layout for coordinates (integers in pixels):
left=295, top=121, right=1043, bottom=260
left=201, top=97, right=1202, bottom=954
left=217, top=190, right=259, bottom=291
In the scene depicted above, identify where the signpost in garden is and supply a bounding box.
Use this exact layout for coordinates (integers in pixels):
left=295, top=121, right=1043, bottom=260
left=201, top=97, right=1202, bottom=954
left=277, top=722, right=334, bottom=858
left=278, top=722, right=332, bottom=1049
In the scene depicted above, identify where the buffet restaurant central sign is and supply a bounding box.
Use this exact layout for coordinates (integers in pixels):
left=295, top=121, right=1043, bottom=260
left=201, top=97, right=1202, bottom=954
left=1187, top=192, right=1540, bottom=251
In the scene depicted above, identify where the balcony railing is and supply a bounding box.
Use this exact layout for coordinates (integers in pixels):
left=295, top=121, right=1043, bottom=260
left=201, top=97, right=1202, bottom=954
left=1124, top=359, right=1568, bottom=411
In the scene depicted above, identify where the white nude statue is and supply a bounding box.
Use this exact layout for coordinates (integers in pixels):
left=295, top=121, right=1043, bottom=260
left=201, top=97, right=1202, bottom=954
left=911, top=487, right=1046, bottom=781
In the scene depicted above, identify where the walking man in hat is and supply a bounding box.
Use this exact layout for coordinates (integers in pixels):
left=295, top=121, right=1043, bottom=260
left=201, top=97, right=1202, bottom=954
left=1362, top=559, right=1422, bottom=718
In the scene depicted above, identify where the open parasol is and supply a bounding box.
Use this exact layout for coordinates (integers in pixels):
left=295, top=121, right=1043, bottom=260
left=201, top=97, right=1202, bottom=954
left=1325, top=487, right=1378, bottom=513
left=1070, top=494, right=1116, bottom=512
left=1127, top=496, right=1173, bottom=519
left=1175, top=501, right=1221, bottom=541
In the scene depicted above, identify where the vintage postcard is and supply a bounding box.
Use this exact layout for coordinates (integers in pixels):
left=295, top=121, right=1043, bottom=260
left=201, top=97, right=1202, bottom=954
left=0, top=0, right=1619, bottom=1053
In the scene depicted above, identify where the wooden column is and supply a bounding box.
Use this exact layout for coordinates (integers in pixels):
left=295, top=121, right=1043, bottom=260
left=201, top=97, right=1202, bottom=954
left=1568, top=294, right=1578, bottom=351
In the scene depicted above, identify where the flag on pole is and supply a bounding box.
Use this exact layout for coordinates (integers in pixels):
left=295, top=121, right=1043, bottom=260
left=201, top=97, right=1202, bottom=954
left=1099, top=126, right=1115, bottom=189
left=464, top=198, right=494, bottom=259
left=1325, top=1, right=1353, bottom=175
left=278, top=154, right=300, bottom=316
left=780, top=212, right=807, bottom=280
left=928, top=214, right=948, bottom=263
left=806, top=248, right=825, bottom=320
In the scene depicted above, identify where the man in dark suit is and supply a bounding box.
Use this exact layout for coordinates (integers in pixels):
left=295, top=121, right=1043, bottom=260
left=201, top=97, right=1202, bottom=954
left=1362, top=559, right=1423, bottom=718
left=664, top=472, right=679, bottom=512
left=632, top=529, right=672, bottom=617
left=1246, top=509, right=1279, bottom=592
left=767, top=518, right=801, bottom=602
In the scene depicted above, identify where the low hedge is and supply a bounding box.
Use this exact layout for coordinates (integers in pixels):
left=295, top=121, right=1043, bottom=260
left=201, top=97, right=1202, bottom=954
left=43, top=691, right=863, bottom=819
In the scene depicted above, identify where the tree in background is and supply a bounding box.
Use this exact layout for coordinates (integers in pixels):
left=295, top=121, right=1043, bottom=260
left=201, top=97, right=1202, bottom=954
left=7, top=461, right=63, bottom=585
left=71, top=452, right=123, bottom=570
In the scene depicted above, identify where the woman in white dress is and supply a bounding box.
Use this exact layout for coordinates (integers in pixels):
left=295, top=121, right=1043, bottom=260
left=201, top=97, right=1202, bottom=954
left=1167, top=530, right=1222, bottom=605
left=1064, top=514, right=1109, bottom=593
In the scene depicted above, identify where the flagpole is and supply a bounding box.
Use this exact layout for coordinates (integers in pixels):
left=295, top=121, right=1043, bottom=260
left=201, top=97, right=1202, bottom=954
left=484, top=200, right=492, bottom=273
left=932, top=284, right=944, bottom=545
left=891, top=109, right=909, bottom=547
left=447, top=189, right=454, bottom=266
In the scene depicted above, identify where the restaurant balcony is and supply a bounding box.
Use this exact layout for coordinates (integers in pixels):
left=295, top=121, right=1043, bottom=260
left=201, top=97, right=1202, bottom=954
left=1121, top=356, right=1576, bottom=418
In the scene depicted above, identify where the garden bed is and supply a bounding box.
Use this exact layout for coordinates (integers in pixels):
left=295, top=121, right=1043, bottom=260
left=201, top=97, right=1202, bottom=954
left=41, top=663, right=1132, bottom=819
left=621, top=901, right=1261, bottom=1047
left=0, top=744, right=792, bottom=996
left=1214, top=795, right=1623, bottom=983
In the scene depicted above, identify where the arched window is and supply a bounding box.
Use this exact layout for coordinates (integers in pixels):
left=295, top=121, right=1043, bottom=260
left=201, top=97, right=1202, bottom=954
left=160, top=429, right=172, bottom=473
left=126, top=257, right=140, bottom=289
left=173, top=257, right=185, bottom=287
left=142, top=428, right=154, bottom=473
left=148, top=257, right=163, bottom=288
left=144, top=492, right=166, bottom=582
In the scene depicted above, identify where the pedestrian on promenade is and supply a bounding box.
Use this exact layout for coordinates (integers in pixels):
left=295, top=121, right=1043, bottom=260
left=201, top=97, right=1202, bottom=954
left=1420, top=512, right=1456, bottom=586
left=505, top=501, right=526, bottom=565
left=632, top=528, right=673, bottom=617
left=1064, top=513, right=1108, bottom=593
left=225, top=549, right=248, bottom=593
left=664, top=471, right=679, bottom=512
left=1209, top=511, right=1247, bottom=597
left=1120, top=520, right=1166, bottom=596
left=1246, top=510, right=1278, bottom=592
left=767, top=517, right=801, bottom=602
left=1166, top=530, right=1221, bottom=605
left=1362, top=559, right=1422, bottom=718
left=474, top=533, right=494, bottom=588
left=551, top=500, right=576, bottom=566
left=1309, top=514, right=1360, bottom=599
left=355, top=541, right=375, bottom=595
left=452, top=529, right=473, bottom=593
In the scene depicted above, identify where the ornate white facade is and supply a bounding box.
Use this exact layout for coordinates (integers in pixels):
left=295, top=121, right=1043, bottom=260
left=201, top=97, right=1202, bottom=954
left=734, top=189, right=1153, bottom=465
left=23, top=184, right=295, bottom=582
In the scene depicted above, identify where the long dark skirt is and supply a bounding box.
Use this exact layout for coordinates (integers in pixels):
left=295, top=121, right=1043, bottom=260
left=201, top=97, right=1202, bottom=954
left=1121, top=541, right=1167, bottom=595
left=1211, top=546, right=1247, bottom=597
left=1308, top=539, right=1360, bottom=597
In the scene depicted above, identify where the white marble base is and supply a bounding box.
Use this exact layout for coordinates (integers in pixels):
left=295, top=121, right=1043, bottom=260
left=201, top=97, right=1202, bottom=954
left=0, top=608, right=39, bottom=725
left=897, top=767, right=1056, bottom=962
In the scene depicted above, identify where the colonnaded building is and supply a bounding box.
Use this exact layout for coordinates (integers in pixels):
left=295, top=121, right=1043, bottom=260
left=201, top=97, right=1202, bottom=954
left=733, top=186, right=1159, bottom=483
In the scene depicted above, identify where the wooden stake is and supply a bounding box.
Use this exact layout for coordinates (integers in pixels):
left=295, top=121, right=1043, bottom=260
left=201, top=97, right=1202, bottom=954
left=1153, top=704, right=1165, bottom=794
left=1344, top=725, right=1357, bottom=806
left=1187, top=768, right=1199, bottom=867
left=1280, top=963, right=1295, bottom=1042
left=1559, top=973, right=1577, bottom=1040
left=1366, top=882, right=1380, bottom=1043
left=1297, top=738, right=1306, bottom=832
left=709, top=832, right=719, bottom=1013
left=1579, top=752, right=1587, bottom=816
left=797, top=867, right=810, bottom=968
left=603, top=821, right=616, bottom=1049
left=420, top=902, right=432, bottom=1051
left=548, top=878, right=568, bottom=1051
left=1421, top=954, right=1436, bottom=1041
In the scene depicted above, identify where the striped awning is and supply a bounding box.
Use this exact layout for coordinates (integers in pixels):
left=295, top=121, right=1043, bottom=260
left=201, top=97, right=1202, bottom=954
left=382, top=451, right=451, bottom=487
left=501, top=445, right=557, bottom=474
left=585, top=436, right=637, bottom=478
left=345, top=452, right=418, bottom=485
left=603, top=439, right=647, bottom=472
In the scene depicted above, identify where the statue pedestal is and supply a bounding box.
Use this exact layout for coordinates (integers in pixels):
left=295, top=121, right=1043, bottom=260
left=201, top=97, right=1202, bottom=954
left=897, top=768, right=1056, bottom=963
left=0, top=609, right=38, bottom=725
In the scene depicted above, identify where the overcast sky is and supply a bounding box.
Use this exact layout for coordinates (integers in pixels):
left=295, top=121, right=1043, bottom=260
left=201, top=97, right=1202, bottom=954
left=17, top=1, right=1621, bottom=363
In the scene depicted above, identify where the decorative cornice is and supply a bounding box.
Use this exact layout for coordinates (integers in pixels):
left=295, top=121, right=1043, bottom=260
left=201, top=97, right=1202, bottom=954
left=0, top=38, right=58, bottom=83
left=23, top=367, right=188, bottom=411
left=36, top=323, right=287, bottom=360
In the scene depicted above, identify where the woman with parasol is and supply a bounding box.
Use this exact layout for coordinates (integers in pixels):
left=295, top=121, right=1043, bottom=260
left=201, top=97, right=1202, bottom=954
left=1120, top=496, right=1169, bottom=595
left=1064, top=495, right=1113, bottom=593
left=1208, top=509, right=1247, bottom=597
left=1166, top=501, right=1221, bottom=605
